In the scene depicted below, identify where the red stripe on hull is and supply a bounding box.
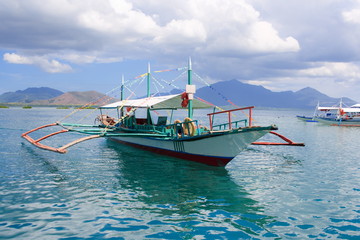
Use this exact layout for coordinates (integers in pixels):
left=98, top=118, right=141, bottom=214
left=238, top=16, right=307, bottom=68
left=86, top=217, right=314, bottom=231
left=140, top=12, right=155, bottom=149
left=109, top=138, right=232, bottom=167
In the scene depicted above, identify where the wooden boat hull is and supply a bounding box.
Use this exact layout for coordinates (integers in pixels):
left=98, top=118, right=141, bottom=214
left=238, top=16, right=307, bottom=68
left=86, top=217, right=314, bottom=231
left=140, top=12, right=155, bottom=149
left=109, top=126, right=274, bottom=166
left=296, top=115, right=318, bottom=122
left=314, top=117, right=360, bottom=127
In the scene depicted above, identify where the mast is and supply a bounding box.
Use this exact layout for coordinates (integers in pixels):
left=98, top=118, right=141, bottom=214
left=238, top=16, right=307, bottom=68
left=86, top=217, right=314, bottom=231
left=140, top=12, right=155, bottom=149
left=121, top=74, right=124, bottom=101
left=120, top=74, right=124, bottom=117
left=146, top=62, right=152, bottom=124
left=312, top=101, right=319, bottom=119
left=147, top=62, right=151, bottom=98
left=187, top=57, right=193, bottom=119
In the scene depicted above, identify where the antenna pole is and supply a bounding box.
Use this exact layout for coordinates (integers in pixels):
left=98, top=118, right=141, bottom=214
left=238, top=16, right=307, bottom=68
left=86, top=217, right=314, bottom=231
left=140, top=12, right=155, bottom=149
left=147, top=63, right=151, bottom=98
left=120, top=74, right=125, bottom=117
left=187, top=57, right=193, bottom=119
left=121, top=74, right=124, bottom=101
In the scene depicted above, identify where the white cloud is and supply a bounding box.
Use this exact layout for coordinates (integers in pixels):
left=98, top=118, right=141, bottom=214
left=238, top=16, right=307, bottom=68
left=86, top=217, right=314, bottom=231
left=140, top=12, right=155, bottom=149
left=77, top=1, right=159, bottom=37
left=60, top=54, right=97, bottom=64
left=0, top=0, right=300, bottom=68
left=133, top=0, right=300, bottom=56
left=343, top=9, right=360, bottom=23
left=293, top=62, right=360, bottom=99
left=298, top=62, right=360, bottom=80
left=343, top=0, right=360, bottom=24
left=5, top=0, right=360, bottom=100
left=247, top=22, right=299, bottom=53
left=3, top=53, right=72, bottom=73
left=3, top=53, right=33, bottom=65
left=154, top=19, right=207, bottom=44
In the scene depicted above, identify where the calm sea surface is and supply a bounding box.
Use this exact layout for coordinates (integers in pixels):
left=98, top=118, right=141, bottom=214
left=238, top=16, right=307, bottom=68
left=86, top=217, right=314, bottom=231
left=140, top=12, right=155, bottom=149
left=0, top=107, right=359, bottom=239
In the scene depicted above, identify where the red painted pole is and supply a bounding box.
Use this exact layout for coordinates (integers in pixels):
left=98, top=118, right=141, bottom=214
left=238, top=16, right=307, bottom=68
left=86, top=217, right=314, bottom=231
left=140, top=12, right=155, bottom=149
left=228, top=112, right=232, bottom=129
left=249, top=108, right=252, bottom=126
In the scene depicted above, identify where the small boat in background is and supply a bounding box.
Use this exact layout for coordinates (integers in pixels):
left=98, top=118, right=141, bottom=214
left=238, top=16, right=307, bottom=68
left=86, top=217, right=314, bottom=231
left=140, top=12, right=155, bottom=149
left=313, top=101, right=360, bottom=127
left=296, top=103, right=318, bottom=122
left=296, top=115, right=318, bottom=122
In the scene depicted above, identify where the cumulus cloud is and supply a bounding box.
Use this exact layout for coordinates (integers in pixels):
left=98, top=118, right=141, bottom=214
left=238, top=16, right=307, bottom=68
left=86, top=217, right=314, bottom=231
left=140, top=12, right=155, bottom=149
left=77, top=0, right=159, bottom=37
left=343, top=0, right=360, bottom=24
left=3, top=53, right=72, bottom=73
left=2, top=0, right=360, bottom=100
left=298, top=62, right=360, bottom=80
left=343, top=9, right=360, bottom=23
left=153, top=19, right=207, bottom=45
left=296, top=62, right=360, bottom=96
left=0, top=0, right=300, bottom=71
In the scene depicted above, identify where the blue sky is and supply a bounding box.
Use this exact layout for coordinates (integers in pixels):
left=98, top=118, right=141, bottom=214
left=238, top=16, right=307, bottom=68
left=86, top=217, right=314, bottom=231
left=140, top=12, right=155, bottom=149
left=1, top=0, right=360, bottom=101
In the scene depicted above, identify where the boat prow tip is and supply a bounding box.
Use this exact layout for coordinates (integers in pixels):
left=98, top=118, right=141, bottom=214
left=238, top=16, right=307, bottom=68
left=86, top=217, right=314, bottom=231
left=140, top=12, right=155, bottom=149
left=271, top=124, right=278, bottom=130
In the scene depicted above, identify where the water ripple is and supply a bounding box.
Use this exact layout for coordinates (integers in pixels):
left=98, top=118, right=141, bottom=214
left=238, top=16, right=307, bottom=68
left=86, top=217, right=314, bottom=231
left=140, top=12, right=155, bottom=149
left=1, top=108, right=360, bottom=239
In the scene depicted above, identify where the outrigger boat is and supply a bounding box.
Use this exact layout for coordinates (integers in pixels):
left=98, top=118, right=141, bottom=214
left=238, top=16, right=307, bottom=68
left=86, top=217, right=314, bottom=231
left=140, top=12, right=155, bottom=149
left=314, top=101, right=360, bottom=127
left=296, top=115, right=318, bottom=122
left=296, top=105, right=318, bottom=122
left=22, top=59, right=304, bottom=167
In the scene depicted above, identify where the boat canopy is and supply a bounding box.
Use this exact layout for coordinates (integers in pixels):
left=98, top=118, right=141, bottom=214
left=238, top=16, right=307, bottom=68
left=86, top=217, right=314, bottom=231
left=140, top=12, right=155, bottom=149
left=341, top=107, right=360, bottom=113
left=318, top=106, right=360, bottom=113
left=317, top=107, right=341, bottom=111
left=100, top=94, right=213, bottom=110
left=351, top=104, right=360, bottom=108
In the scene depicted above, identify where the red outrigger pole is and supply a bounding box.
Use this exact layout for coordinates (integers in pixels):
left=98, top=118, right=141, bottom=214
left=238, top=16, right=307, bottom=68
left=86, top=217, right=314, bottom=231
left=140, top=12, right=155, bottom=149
left=252, top=131, right=305, bottom=146
left=21, top=123, right=101, bottom=153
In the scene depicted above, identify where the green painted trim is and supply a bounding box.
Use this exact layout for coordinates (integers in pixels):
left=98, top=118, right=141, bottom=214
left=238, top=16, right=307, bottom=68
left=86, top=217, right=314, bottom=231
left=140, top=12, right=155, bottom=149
left=147, top=63, right=151, bottom=97
left=188, top=57, right=193, bottom=119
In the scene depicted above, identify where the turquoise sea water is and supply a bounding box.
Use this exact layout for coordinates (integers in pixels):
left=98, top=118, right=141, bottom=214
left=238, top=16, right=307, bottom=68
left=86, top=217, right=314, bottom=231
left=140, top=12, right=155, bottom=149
left=0, top=108, right=359, bottom=239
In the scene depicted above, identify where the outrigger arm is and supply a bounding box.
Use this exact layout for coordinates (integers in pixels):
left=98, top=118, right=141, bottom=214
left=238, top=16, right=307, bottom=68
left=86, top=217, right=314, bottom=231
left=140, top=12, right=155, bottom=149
left=21, top=122, right=102, bottom=153
left=251, top=131, right=305, bottom=146
left=21, top=122, right=170, bottom=154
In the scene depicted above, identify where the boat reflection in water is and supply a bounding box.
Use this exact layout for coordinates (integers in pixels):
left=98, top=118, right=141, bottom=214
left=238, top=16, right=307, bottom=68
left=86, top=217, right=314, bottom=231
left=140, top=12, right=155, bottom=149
left=103, top=140, right=277, bottom=239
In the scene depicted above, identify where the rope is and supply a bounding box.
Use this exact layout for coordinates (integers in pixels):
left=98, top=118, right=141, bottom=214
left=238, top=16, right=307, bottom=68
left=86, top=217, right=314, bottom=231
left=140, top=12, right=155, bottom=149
left=58, top=90, right=118, bottom=123
left=58, top=73, right=149, bottom=124
left=56, top=65, right=254, bottom=131
left=193, top=72, right=238, bottom=107
left=193, top=72, right=255, bottom=122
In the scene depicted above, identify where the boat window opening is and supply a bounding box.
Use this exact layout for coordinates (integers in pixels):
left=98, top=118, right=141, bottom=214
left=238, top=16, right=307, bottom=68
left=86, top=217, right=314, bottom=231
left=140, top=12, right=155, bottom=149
left=156, top=116, right=167, bottom=126
left=131, top=108, right=148, bottom=125
left=136, top=118, right=148, bottom=125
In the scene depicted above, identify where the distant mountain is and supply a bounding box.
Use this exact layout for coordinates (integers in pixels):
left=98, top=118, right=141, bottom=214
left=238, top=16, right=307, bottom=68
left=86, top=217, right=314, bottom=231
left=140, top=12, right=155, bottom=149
left=196, top=80, right=357, bottom=108
left=0, top=87, right=63, bottom=103
left=1, top=81, right=356, bottom=108
left=33, top=91, right=109, bottom=105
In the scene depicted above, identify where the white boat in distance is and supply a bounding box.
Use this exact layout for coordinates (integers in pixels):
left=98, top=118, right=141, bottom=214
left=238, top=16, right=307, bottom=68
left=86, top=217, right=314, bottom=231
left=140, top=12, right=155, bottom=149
left=314, top=102, right=360, bottom=127
left=22, top=59, right=304, bottom=166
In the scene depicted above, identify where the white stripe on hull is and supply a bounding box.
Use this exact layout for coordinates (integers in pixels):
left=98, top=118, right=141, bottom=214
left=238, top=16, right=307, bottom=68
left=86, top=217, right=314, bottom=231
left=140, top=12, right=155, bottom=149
left=315, top=117, right=360, bottom=126
left=110, top=129, right=270, bottom=158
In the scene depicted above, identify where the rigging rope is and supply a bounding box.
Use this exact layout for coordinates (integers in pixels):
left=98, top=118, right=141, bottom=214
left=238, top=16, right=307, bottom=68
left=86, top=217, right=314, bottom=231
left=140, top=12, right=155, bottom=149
left=57, top=73, right=147, bottom=123
left=57, top=65, right=254, bottom=130
left=193, top=72, right=255, bottom=122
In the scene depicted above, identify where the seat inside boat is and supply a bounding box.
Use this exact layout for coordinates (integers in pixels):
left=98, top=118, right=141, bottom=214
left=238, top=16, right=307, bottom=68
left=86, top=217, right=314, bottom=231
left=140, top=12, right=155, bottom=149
left=156, top=116, right=167, bottom=126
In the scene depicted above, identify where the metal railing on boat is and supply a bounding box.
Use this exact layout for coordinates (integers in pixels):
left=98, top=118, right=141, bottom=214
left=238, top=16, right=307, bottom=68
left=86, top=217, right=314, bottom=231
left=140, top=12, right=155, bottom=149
left=207, top=106, right=253, bottom=130
left=206, top=106, right=304, bottom=146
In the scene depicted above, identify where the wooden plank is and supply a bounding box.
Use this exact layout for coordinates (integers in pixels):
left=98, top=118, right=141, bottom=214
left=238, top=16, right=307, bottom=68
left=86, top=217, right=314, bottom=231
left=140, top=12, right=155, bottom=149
left=58, top=135, right=101, bottom=151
